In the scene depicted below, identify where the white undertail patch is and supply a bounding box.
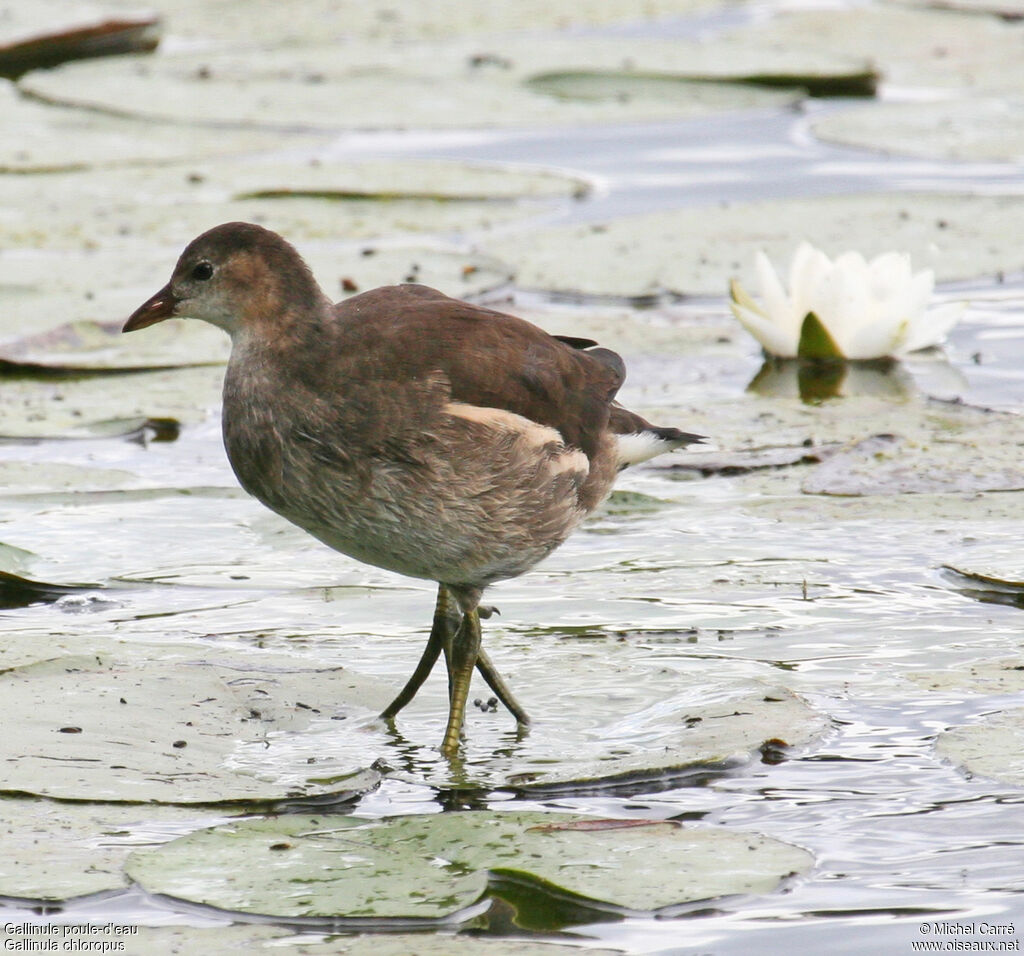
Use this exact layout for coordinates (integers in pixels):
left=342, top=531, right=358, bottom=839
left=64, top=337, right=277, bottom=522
left=615, top=431, right=684, bottom=468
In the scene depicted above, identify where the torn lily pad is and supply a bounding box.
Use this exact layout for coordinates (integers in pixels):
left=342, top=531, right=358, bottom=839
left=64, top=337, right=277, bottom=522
left=728, top=243, right=964, bottom=360
left=937, top=709, right=1024, bottom=787
left=0, top=652, right=385, bottom=803
left=124, top=811, right=814, bottom=919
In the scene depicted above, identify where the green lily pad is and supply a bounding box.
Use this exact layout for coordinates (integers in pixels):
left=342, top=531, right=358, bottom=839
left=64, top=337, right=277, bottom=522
left=0, top=652, right=385, bottom=803
left=125, top=811, right=814, bottom=919
left=0, top=797, right=226, bottom=901
left=937, top=709, right=1024, bottom=786
left=485, top=192, right=1024, bottom=299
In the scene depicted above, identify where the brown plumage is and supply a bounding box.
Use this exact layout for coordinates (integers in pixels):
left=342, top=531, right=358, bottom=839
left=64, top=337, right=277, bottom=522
left=124, top=222, right=702, bottom=755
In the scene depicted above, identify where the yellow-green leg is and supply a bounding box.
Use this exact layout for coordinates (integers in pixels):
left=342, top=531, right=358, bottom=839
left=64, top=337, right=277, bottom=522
left=380, top=584, right=459, bottom=720
left=380, top=584, right=531, bottom=748
left=476, top=647, right=530, bottom=728
left=440, top=606, right=482, bottom=756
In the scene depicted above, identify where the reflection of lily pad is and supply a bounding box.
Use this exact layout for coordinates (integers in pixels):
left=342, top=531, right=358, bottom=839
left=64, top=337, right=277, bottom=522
left=0, top=653, right=385, bottom=803
left=485, top=193, right=1024, bottom=298
left=0, top=798, right=225, bottom=901
left=125, top=811, right=814, bottom=919
left=937, top=709, right=1024, bottom=786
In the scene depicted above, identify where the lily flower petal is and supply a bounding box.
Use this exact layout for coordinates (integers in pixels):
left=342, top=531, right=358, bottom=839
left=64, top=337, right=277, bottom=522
left=901, top=301, right=966, bottom=354
left=729, top=284, right=801, bottom=358
left=729, top=243, right=964, bottom=360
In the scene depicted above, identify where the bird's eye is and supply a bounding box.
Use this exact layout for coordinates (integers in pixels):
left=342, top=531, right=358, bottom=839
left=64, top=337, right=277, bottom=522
left=191, top=261, right=214, bottom=281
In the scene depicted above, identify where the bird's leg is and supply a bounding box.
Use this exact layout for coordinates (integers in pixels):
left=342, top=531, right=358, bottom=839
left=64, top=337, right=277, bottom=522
left=380, top=584, right=460, bottom=720
left=475, top=648, right=530, bottom=728
left=439, top=606, right=482, bottom=756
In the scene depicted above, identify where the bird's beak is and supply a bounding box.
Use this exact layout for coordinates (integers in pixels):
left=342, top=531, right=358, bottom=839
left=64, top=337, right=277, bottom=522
left=123, top=284, right=178, bottom=332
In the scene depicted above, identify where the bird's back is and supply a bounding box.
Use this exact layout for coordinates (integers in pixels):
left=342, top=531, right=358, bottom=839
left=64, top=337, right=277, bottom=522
left=221, top=285, right=628, bottom=589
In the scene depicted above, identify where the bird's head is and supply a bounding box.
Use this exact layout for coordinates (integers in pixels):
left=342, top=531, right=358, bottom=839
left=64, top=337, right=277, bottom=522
left=123, top=221, right=326, bottom=339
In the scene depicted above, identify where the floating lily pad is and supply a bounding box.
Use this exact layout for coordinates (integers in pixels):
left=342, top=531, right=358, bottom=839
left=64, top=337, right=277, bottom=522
left=0, top=366, right=223, bottom=438
left=0, top=652, right=385, bottom=803
left=0, top=185, right=533, bottom=255
left=801, top=425, right=1024, bottom=496
left=0, top=797, right=226, bottom=901
left=17, top=34, right=820, bottom=132
left=493, top=682, right=824, bottom=792
left=670, top=442, right=842, bottom=478
left=937, top=709, right=1024, bottom=786
left=909, top=656, right=1024, bottom=694
left=723, top=4, right=1024, bottom=95
left=124, top=811, right=814, bottom=919
left=0, top=83, right=327, bottom=173
left=485, top=193, right=1024, bottom=298
left=813, top=98, right=1024, bottom=162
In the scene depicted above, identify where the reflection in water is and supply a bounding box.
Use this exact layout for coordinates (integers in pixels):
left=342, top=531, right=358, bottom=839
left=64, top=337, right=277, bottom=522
left=747, top=356, right=917, bottom=403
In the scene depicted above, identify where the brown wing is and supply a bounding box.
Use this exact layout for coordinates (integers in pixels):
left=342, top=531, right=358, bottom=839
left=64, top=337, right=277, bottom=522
left=328, top=285, right=624, bottom=458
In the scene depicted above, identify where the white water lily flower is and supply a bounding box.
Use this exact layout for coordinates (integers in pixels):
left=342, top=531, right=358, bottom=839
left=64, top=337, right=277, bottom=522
left=729, top=242, right=965, bottom=360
